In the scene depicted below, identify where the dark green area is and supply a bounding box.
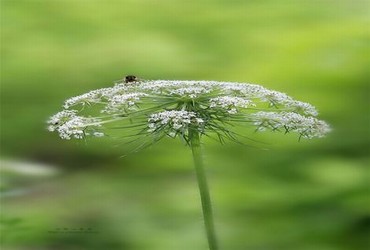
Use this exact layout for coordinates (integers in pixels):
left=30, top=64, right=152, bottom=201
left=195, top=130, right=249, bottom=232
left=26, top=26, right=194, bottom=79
left=1, top=0, right=369, bottom=249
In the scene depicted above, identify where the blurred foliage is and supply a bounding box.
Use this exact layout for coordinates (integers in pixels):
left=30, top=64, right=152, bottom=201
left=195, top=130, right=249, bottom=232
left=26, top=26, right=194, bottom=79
left=1, top=0, right=369, bottom=249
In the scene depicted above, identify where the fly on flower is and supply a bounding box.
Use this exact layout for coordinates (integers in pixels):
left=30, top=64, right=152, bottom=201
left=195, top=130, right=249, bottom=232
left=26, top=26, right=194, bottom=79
left=114, top=75, right=143, bottom=85
left=124, top=75, right=138, bottom=83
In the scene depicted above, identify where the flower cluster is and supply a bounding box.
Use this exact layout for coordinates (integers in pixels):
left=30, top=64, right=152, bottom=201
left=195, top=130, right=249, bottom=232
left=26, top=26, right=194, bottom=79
left=48, top=79, right=330, bottom=144
left=251, top=111, right=331, bottom=139
left=169, top=87, right=211, bottom=98
left=102, top=92, right=147, bottom=114
left=148, top=110, right=204, bottom=137
left=47, top=110, right=102, bottom=140
left=210, top=96, right=254, bottom=114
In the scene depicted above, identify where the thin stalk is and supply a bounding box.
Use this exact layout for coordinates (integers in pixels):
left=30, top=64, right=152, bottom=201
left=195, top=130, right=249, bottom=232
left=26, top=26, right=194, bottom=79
left=189, top=129, right=218, bottom=250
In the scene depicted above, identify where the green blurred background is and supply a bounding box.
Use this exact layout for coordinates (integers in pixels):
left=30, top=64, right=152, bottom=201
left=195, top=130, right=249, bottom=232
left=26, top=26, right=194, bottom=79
left=1, top=0, right=369, bottom=249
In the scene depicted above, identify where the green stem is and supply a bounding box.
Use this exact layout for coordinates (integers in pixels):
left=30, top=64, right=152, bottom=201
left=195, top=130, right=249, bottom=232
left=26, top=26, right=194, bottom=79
left=189, top=129, right=218, bottom=250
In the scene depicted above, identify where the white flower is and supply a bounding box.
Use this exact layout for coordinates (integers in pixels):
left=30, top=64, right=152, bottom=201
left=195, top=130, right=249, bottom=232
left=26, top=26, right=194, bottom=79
left=251, top=111, right=331, bottom=138
left=49, top=80, right=330, bottom=142
left=169, top=87, right=212, bottom=98
left=47, top=110, right=101, bottom=140
left=209, top=96, right=254, bottom=114
left=63, top=84, right=133, bottom=108
left=148, top=110, right=203, bottom=133
left=284, top=100, right=318, bottom=116
left=93, top=132, right=105, bottom=137
left=102, top=92, right=147, bottom=113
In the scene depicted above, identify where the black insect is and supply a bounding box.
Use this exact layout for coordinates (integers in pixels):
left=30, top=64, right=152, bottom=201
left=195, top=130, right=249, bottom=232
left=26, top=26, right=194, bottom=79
left=114, top=75, right=143, bottom=85
left=124, top=75, right=138, bottom=83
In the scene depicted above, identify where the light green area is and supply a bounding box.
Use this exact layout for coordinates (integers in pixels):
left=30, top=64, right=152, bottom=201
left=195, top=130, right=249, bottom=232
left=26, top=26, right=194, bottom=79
left=1, top=0, right=369, bottom=249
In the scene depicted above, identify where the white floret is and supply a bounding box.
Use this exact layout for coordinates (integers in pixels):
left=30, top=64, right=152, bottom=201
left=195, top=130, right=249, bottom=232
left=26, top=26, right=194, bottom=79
left=148, top=110, right=203, bottom=133
left=251, top=111, right=330, bottom=138
left=168, top=87, right=212, bottom=98
left=102, top=92, right=147, bottom=113
left=210, top=96, right=254, bottom=114
left=47, top=110, right=101, bottom=140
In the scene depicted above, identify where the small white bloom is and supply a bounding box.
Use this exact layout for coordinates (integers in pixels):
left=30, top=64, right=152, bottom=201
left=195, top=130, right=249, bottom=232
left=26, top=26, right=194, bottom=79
left=93, top=132, right=105, bottom=137
left=47, top=110, right=79, bottom=134
left=196, top=118, right=204, bottom=123
left=168, top=132, right=176, bottom=137
left=251, top=111, right=330, bottom=138
left=47, top=110, right=101, bottom=140
left=209, top=96, right=254, bottom=114
left=285, top=100, right=318, bottom=116
left=102, top=92, right=147, bottom=113
left=261, top=90, right=292, bottom=104
left=148, top=110, right=204, bottom=134
left=169, top=87, right=212, bottom=98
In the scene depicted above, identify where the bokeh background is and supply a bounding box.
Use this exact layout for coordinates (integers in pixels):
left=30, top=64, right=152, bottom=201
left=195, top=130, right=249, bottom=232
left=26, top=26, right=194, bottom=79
left=1, top=0, right=369, bottom=249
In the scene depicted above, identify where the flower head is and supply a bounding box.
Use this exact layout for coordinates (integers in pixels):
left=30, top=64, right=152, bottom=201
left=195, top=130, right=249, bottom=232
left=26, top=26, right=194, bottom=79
left=47, top=110, right=102, bottom=140
left=47, top=79, right=330, bottom=145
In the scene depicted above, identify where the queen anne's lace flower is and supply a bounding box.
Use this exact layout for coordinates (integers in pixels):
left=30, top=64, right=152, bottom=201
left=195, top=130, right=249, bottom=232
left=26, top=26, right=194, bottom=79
left=102, top=92, right=147, bottom=113
left=47, top=78, right=331, bottom=250
left=210, top=96, right=254, bottom=114
left=251, top=111, right=331, bottom=139
left=48, top=79, right=330, bottom=143
left=148, top=110, right=204, bottom=137
left=168, top=87, right=212, bottom=98
left=47, top=110, right=102, bottom=140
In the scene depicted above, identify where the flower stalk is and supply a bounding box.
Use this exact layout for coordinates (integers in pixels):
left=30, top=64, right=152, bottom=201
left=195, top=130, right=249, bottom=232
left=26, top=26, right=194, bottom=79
left=189, top=128, right=218, bottom=250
